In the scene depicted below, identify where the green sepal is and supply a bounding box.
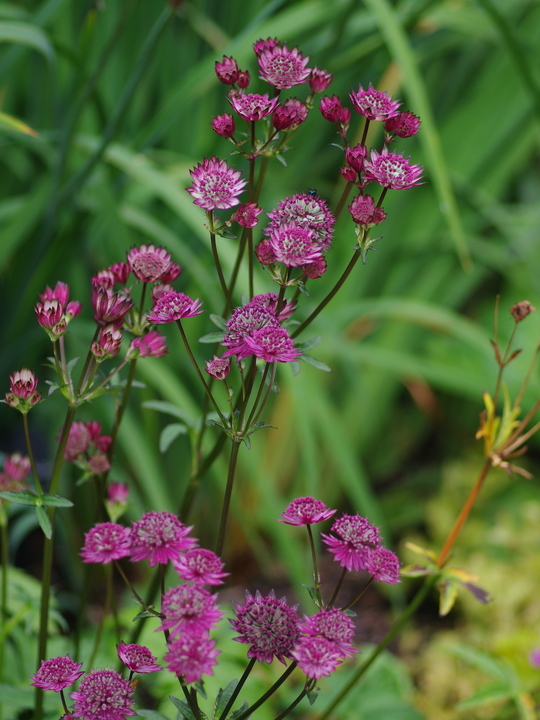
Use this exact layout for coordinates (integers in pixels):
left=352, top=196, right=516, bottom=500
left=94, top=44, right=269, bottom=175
left=215, top=228, right=237, bottom=240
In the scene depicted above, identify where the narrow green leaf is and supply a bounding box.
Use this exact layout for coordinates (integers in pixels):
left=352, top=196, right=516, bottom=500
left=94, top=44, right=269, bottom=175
left=136, top=711, right=171, bottom=720
left=40, top=493, right=73, bottom=508
left=35, top=506, right=52, bottom=538
left=160, top=423, right=187, bottom=453
left=209, top=314, right=228, bottom=330
left=0, top=110, right=38, bottom=136
left=0, top=489, right=38, bottom=505
left=456, top=682, right=513, bottom=710
left=132, top=609, right=159, bottom=622
left=199, top=331, right=226, bottom=343
left=0, top=21, right=54, bottom=61
left=142, top=400, right=195, bottom=426
left=213, top=680, right=239, bottom=720
left=169, top=696, right=197, bottom=720
left=300, top=353, right=331, bottom=372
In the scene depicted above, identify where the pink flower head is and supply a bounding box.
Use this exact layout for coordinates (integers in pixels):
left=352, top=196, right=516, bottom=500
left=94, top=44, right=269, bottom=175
left=187, top=156, right=246, bottom=211
left=81, top=522, right=131, bottom=564
left=71, top=669, right=135, bottom=719
left=35, top=299, right=66, bottom=336
left=273, top=98, right=308, bottom=131
left=146, top=291, right=203, bottom=324
left=159, top=262, right=182, bottom=284
left=237, top=70, right=250, bottom=88
left=91, top=324, right=123, bottom=360
left=279, top=497, right=336, bottom=526
left=222, top=301, right=280, bottom=360
left=165, top=632, right=220, bottom=683
left=341, top=165, right=357, bottom=182
left=350, top=84, right=401, bottom=121
left=128, top=330, right=168, bottom=359
left=117, top=642, right=161, bottom=674
left=5, top=368, right=41, bottom=412
left=211, top=113, right=235, bottom=138
left=87, top=453, right=111, bottom=475
left=205, top=355, right=231, bottom=380
left=385, top=111, right=421, bottom=138
left=257, top=42, right=311, bottom=90
left=158, top=584, right=223, bottom=636
left=249, top=293, right=296, bottom=322
left=291, top=636, right=343, bottom=678
left=64, top=421, right=92, bottom=461
left=319, top=95, right=345, bottom=123
left=244, top=325, right=300, bottom=364
left=268, top=223, right=323, bottom=267
left=322, top=514, right=382, bottom=573
left=92, top=286, right=133, bottom=325
left=215, top=55, right=240, bottom=85
left=31, top=655, right=84, bottom=692
left=130, top=510, right=195, bottom=566
left=3, top=453, right=31, bottom=481
left=92, top=269, right=115, bottom=290
left=109, top=262, right=131, bottom=285
left=256, top=239, right=276, bottom=265
left=309, top=67, right=332, bottom=94
left=363, top=148, right=423, bottom=190
left=345, top=143, right=367, bottom=173
left=127, top=244, right=173, bottom=283
left=172, top=548, right=228, bottom=585
left=364, top=546, right=401, bottom=584
left=302, top=257, right=327, bottom=279
left=230, top=202, right=263, bottom=228
left=348, top=195, right=387, bottom=226
left=300, top=608, right=356, bottom=657
left=108, top=482, right=129, bottom=504
left=253, top=37, right=280, bottom=56
left=231, top=590, right=300, bottom=664
left=152, top=283, right=175, bottom=302
left=228, top=90, right=280, bottom=122
left=266, top=193, right=335, bottom=251
left=39, top=281, right=70, bottom=305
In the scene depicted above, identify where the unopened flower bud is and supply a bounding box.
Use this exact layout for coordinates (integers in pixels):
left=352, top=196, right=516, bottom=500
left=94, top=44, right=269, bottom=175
left=385, top=111, right=421, bottom=138
left=91, top=325, right=123, bottom=360
left=349, top=195, right=386, bottom=226
left=5, top=368, right=41, bottom=412
left=237, top=70, right=250, bottom=88
left=319, top=95, right=343, bottom=123
left=302, top=257, right=327, bottom=279
left=340, top=166, right=357, bottom=182
left=211, top=114, right=235, bottom=138
left=231, top=202, right=263, bottom=229
left=309, top=67, right=332, bottom=94
left=215, top=56, right=239, bottom=85
left=255, top=240, right=276, bottom=265
left=205, top=356, right=231, bottom=380
left=510, top=301, right=536, bottom=323
left=273, top=98, right=308, bottom=130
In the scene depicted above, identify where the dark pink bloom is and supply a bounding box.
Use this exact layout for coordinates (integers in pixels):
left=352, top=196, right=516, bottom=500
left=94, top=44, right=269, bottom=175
left=319, top=95, right=344, bottom=123
left=268, top=223, right=323, bottom=267
left=92, top=269, right=116, bottom=290
left=92, top=286, right=133, bottom=325
left=230, top=202, right=263, bottom=228
left=257, top=42, right=311, bottom=90
left=130, top=510, right=195, bottom=566
left=345, top=143, right=367, bottom=172
left=64, top=422, right=91, bottom=461
left=165, top=632, right=219, bottom=683
left=222, top=302, right=280, bottom=360
left=146, top=291, right=203, bottom=324
left=211, top=113, right=235, bottom=138
left=109, top=262, right=131, bottom=285
left=249, top=293, right=296, bottom=322
left=215, top=55, right=239, bottom=85
left=205, top=355, right=231, bottom=380
left=160, top=262, right=182, bottom=283
left=237, top=70, right=250, bottom=88
left=341, top=165, right=357, bottom=182
left=71, top=669, right=135, bottom=719
left=363, top=148, right=423, bottom=190
left=302, top=257, right=327, bottom=279
left=291, top=636, right=343, bottom=678
left=187, top=156, right=247, bottom=211
left=322, top=514, right=382, bottom=573
left=3, top=453, right=31, bottom=481
left=350, top=84, right=401, bottom=121
left=127, top=244, right=173, bottom=283
left=128, top=331, right=168, bottom=359
left=5, top=368, right=41, bottom=412
left=255, top=239, right=276, bottom=265
left=81, top=522, right=131, bottom=564
left=273, top=98, right=308, bottom=130
left=242, top=325, right=299, bottom=363
left=231, top=590, right=300, bottom=664
left=87, top=453, right=111, bottom=475
left=228, top=90, right=280, bottom=122
left=300, top=609, right=356, bottom=657
left=31, top=655, right=84, bottom=692
left=117, top=642, right=161, bottom=673
left=158, top=584, right=223, bottom=636
left=39, top=281, right=70, bottom=305
left=348, top=195, right=386, bottom=226
left=385, top=111, right=421, bottom=138
left=364, top=546, right=401, bottom=584
left=253, top=37, right=280, bottom=56
left=309, top=67, right=332, bottom=93
left=35, top=299, right=65, bottom=336
left=151, top=283, right=175, bottom=302
left=172, top=548, right=228, bottom=585
left=266, top=194, right=335, bottom=250
left=108, top=482, right=129, bottom=504
left=279, top=497, right=336, bottom=526
left=91, top=324, right=123, bottom=359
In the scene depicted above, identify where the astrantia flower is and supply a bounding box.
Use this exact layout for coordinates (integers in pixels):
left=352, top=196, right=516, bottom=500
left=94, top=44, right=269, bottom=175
left=127, top=331, right=168, bottom=359
left=215, top=55, right=239, bottom=85
left=5, top=368, right=41, bottom=412
left=268, top=223, right=323, bottom=267
left=345, top=143, right=367, bottom=173
left=87, top=453, right=111, bottom=475
left=302, top=256, right=327, bottom=279
left=273, top=98, right=308, bottom=131
left=3, top=453, right=31, bottom=481
left=39, top=281, right=70, bottom=305
left=309, top=67, right=332, bottom=94
left=319, top=95, right=344, bottom=123
left=244, top=325, right=300, bottom=363
left=266, top=194, right=335, bottom=250
left=230, top=202, right=263, bottom=228
left=187, top=156, right=246, bottom=211
left=31, top=655, right=84, bottom=692
left=279, top=497, right=336, bottom=526
left=172, top=548, right=228, bottom=585
left=291, top=636, right=343, bottom=678
left=230, top=590, right=300, bottom=664
left=322, top=514, right=381, bottom=573
left=211, top=113, right=235, bottom=138
left=92, top=286, right=133, bottom=325
left=71, top=669, right=135, bottom=719
left=385, top=111, right=421, bottom=138
left=222, top=302, right=280, bottom=360
left=158, top=584, right=223, bottom=636
left=64, top=422, right=91, bottom=461
left=256, top=239, right=277, bottom=265
left=253, top=37, right=280, bottom=56
left=81, top=522, right=131, bottom=564
left=364, top=546, right=401, bottom=584
left=130, top=511, right=195, bottom=566
left=228, top=91, right=280, bottom=122
left=146, top=291, right=203, bottom=324
left=205, top=355, right=231, bottom=380
left=350, top=84, right=401, bottom=121
left=257, top=42, right=311, bottom=90
left=348, top=195, right=386, bottom=226
left=117, top=643, right=161, bottom=674
left=91, top=324, right=123, bottom=360
left=363, top=148, right=423, bottom=190
left=300, top=609, right=356, bottom=657
left=165, top=632, right=220, bottom=683
left=109, top=262, right=131, bottom=285
left=127, top=244, right=173, bottom=283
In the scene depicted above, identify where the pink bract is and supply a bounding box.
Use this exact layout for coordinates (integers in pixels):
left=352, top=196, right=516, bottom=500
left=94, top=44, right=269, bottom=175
left=349, top=84, right=401, bottom=121
left=187, top=156, right=246, bottom=211
left=31, top=655, right=84, bottom=692
left=81, top=522, right=131, bottom=564
left=117, top=642, right=161, bottom=673
left=279, top=497, right=336, bottom=526
left=130, top=510, right=195, bottom=566
left=165, top=632, right=220, bottom=683
left=227, top=91, right=280, bottom=122
left=257, top=42, right=311, bottom=90
left=363, top=148, right=423, bottom=190
left=71, top=669, right=135, bottom=719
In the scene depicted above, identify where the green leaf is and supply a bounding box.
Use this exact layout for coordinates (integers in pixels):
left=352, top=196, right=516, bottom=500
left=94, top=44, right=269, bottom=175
left=132, top=608, right=159, bottom=622
left=438, top=578, right=458, bottom=617
left=307, top=688, right=320, bottom=705
left=300, top=353, right=332, bottom=372
left=209, top=314, right=228, bottom=330
left=0, top=110, right=38, bottom=136
left=169, top=696, right=198, bottom=720
left=142, top=400, right=196, bottom=426
left=160, top=423, right=187, bottom=453
left=192, top=680, right=207, bottom=699
left=216, top=228, right=237, bottom=239
left=0, top=489, right=38, bottom=505
left=213, top=680, right=239, bottom=720
left=40, top=493, right=73, bottom=508
left=456, top=681, right=513, bottom=710
left=295, top=336, right=321, bottom=352
left=230, top=703, right=249, bottom=720
left=199, top=331, right=226, bottom=343
left=136, top=712, right=171, bottom=720
left=35, top=505, right=52, bottom=538
left=445, top=644, right=514, bottom=682
left=0, top=21, right=54, bottom=61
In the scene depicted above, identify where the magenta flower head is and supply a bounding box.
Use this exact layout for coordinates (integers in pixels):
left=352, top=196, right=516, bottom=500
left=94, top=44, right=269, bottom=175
left=228, top=90, right=280, bottom=122
left=39, top=281, right=70, bottom=305
left=91, top=324, right=123, bottom=360
left=266, top=193, right=336, bottom=251
left=3, top=453, right=31, bottom=481
left=256, top=239, right=277, bottom=265
left=106, top=482, right=129, bottom=522
left=146, top=291, right=203, bottom=324
left=257, top=42, right=311, bottom=90
left=363, top=148, right=423, bottom=190
left=279, top=497, right=336, bottom=526
left=117, top=642, right=161, bottom=674
left=158, top=584, right=223, bottom=636
left=300, top=608, right=356, bottom=657
left=222, top=301, right=280, bottom=360
left=350, top=84, right=401, bottom=121
left=237, top=70, right=250, bottom=88
left=92, top=286, right=133, bottom=325
left=319, top=95, right=345, bottom=123
left=211, top=113, right=235, bottom=138
left=187, top=156, right=246, bottom=211
left=81, top=522, right=132, bottom=564
left=302, top=257, right=327, bottom=279
left=205, top=355, right=231, bottom=381
left=385, top=111, right=421, bottom=138
left=215, top=55, right=240, bottom=85
left=5, top=368, right=41, bottom=412
left=268, top=223, right=323, bottom=267
left=31, top=655, right=84, bottom=692
left=349, top=195, right=387, bottom=226
left=130, top=510, right=196, bottom=566
left=71, top=669, right=135, bottom=719
left=231, top=590, right=300, bottom=664
left=273, top=98, right=308, bottom=131
left=322, top=514, right=382, bottom=573
left=309, top=67, right=332, bottom=94
left=127, top=330, right=168, bottom=359
left=127, top=244, right=173, bottom=283
left=172, top=548, right=228, bottom=585
left=64, top=421, right=91, bottom=461
left=291, top=636, right=343, bottom=678
left=253, top=37, right=280, bottom=56
left=109, top=261, right=131, bottom=285
left=244, top=325, right=300, bottom=364
left=364, top=546, right=401, bottom=584
left=230, top=202, right=263, bottom=228
left=165, top=632, right=220, bottom=683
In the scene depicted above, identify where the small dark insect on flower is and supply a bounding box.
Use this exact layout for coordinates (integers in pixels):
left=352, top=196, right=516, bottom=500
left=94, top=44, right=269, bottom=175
left=308, top=188, right=318, bottom=197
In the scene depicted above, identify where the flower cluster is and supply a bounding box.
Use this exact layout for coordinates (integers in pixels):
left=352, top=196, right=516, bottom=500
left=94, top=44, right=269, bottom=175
left=63, top=420, right=112, bottom=475
left=35, top=281, right=82, bottom=340
left=5, top=368, right=41, bottom=413
left=0, top=452, right=31, bottom=493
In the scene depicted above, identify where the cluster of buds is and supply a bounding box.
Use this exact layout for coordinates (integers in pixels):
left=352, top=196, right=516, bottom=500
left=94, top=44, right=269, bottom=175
left=0, top=452, right=31, bottom=494
left=5, top=368, right=41, bottom=413
left=34, top=282, right=82, bottom=341
left=63, top=420, right=112, bottom=476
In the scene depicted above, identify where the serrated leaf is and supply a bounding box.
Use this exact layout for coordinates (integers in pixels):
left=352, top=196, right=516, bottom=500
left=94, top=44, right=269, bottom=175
left=35, top=506, right=52, bottom=538
left=209, top=314, right=228, bottom=331
left=160, top=423, right=187, bottom=453
left=0, top=489, right=39, bottom=505
left=169, top=696, right=198, bottom=720
left=241, top=435, right=251, bottom=449
left=302, top=584, right=321, bottom=608
left=40, top=493, right=73, bottom=508
left=199, top=332, right=225, bottom=343
left=216, top=228, right=237, bottom=240
left=192, top=680, right=206, bottom=699
left=230, top=702, right=249, bottom=720
left=296, top=336, right=321, bottom=352
left=300, top=353, right=331, bottom=372
left=213, top=680, right=239, bottom=720
left=142, top=400, right=195, bottom=426
left=438, top=578, right=458, bottom=616
left=132, top=608, right=159, bottom=622
left=66, top=356, right=80, bottom=373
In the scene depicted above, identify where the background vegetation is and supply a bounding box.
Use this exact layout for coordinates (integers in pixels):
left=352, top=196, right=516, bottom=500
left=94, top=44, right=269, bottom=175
left=1, top=0, right=540, bottom=717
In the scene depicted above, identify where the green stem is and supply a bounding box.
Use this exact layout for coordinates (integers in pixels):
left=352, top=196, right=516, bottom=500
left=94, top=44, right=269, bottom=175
left=341, top=576, right=374, bottom=611
left=245, top=362, right=277, bottom=431
left=23, top=414, right=43, bottom=494
left=114, top=561, right=150, bottom=609
left=234, top=661, right=297, bottom=720
left=88, top=563, right=113, bottom=669
left=326, top=566, right=347, bottom=609
left=316, top=576, right=437, bottom=720
left=215, top=441, right=241, bottom=557
left=217, top=658, right=257, bottom=720
left=209, top=216, right=231, bottom=304
left=307, top=525, right=322, bottom=606
left=0, top=519, right=8, bottom=689
left=274, top=679, right=315, bottom=720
